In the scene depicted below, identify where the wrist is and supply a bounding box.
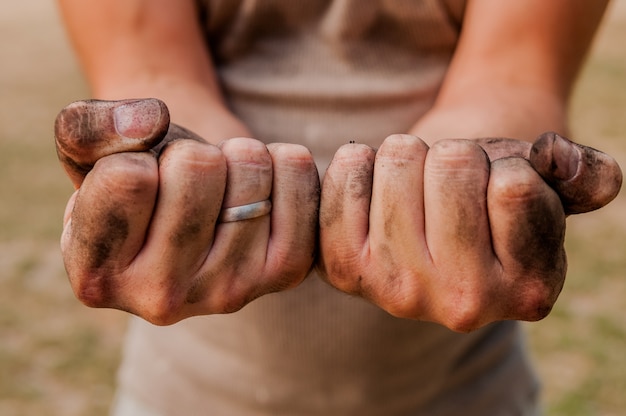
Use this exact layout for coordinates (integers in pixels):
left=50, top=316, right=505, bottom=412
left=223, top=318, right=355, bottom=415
left=410, top=86, right=569, bottom=145
left=91, top=76, right=251, bottom=144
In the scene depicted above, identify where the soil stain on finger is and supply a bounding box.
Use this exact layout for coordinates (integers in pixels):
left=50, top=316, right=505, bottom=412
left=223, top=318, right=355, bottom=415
left=319, top=172, right=344, bottom=229
left=72, top=206, right=130, bottom=270
left=66, top=207, right=131, bottom=308
left=503, top=190, right=567, bottom=320
left=530, top=132, right=623, bottom=214
left=348, top=162, right=374, bottom=201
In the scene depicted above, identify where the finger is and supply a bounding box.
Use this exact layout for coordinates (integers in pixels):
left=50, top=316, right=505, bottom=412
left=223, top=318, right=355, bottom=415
left=130, top=140, right=226, bottom=320
left=529, top=131, right=623, bottom=214
left=150, top=123, right=208, bottom=155
left=62, top=190, right=79, bottom=228
left=488, top=157, right=566, bottom=321
left=423, top=139, right=493, bottom=327
left=265, top=143, right=320, bottom=288
left=473, top=137, right=531, bottom=161
left=367, top=135, right=429, bottom=311
left=61, top=152, right=159, bottom=308
left=319, top=143, right=375, bottom=293
left=54, top=98, right=170, bottom=187
left=196, top=138, right=274, bottom=313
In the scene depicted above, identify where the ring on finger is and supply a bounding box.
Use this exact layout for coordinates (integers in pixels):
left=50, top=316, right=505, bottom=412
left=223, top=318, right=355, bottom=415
left=219, top=200, right=272, bottom=223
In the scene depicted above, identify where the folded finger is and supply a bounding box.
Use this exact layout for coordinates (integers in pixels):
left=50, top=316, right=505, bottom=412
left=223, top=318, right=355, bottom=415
left=367, top=134, right=429, bottom=309
left=488, top=157, right=566, bottom=321
left=423, top=139, right=493, bottom=326
left=62, top=152, right=159, bottom=308
left=197, top=138, right=274, bottom=312
left=319, top=143, right=375, bottom=293
left=264, top=143, right=320, bottom=288
left=131, top=139, right=226, bottom=317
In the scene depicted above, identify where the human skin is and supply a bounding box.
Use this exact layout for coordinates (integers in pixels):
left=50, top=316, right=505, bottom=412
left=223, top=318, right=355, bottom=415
left=56, top=0, right=621, bottom=330
left=54, top=99, right=622, bottom=330
left=318, top=133, right=621, bottom=332
left=55, top=99, right=321, bottom=325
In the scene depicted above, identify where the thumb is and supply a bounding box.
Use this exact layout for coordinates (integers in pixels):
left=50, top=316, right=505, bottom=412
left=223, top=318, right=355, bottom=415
left=54, top=98, right=170, bottom=188
left=529, top=131, right=623, bottom=215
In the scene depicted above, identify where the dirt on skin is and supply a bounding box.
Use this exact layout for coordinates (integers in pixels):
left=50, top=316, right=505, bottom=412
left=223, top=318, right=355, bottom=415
left=1, top=1, right=625, bottom=415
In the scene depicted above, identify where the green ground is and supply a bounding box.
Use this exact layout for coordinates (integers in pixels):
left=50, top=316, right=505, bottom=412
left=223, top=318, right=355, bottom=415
left=1, top=2, right=625, bottom=415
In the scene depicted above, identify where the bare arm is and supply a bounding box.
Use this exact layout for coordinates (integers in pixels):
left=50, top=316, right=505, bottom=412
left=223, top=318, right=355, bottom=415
left=411, top=0, right=610, bottom=142
left=319, top=1, right=621, bottom=331
left=54, top=1, right=320, bottom=324
left=57, top=0, right=249, bottom=142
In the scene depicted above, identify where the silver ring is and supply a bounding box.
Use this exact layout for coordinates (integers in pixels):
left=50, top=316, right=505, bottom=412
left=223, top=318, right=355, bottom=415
left=219, top=200, right=272, bottom=223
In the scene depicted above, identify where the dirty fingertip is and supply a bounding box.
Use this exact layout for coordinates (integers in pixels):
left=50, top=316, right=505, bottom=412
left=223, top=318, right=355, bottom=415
left=529, top=132, right=579, bottom=181
left=54, top=99, right=169, bottom=188
left=54, top=98, right=170, bottom=171
left=530, top=131, right=623, bottom=214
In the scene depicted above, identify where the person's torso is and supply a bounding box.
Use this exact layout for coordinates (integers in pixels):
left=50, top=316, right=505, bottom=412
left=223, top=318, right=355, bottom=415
left=200, top=0, right=465, bottom=169
left=116, top=2, right=540, bottom=414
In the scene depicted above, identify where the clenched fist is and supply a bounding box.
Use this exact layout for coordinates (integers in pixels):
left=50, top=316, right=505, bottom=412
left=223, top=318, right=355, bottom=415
left=55, top=99, right=320, bottom=325
left=318, top=134, right=621, bottom=332
left=55, top=98, right=622, bottom=331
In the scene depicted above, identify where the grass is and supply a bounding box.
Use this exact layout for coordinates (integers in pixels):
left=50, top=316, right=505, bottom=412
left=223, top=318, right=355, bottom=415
left=1, top=2, right=625, bottom=415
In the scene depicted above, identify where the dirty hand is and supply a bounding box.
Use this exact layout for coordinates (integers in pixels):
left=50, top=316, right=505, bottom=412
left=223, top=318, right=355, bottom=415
left=55, top=99, right=319, bottom=325
left=318, top=134, right=622, bottom=332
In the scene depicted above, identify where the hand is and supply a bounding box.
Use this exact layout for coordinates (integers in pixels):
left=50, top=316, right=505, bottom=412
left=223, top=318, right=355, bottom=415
left=318, top=133, right=622, bottom=332
left=55, top=99, right=320, bottom=325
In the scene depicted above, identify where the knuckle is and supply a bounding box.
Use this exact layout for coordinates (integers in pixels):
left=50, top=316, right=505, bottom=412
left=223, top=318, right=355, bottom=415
left=363, top=259, right=426, bottom=319
left=268, top=143, right=320, bottom=181
left=70, top=270, right=113, bottom=308
left=221, top=296, right=251, bottom=314
left=220, top=138, right=273, bottom=194
left=444, top=293, right=484, bottom=333
left=220, top=137, right=271, bottom=164
left=161, top=139, right=225, bottom=172
left=265, top=270, right=307, bottom=294
left=332, top=143, right=376, bottom=166
left=475, top=137, right=531, bottom=161
left=446, top=313, right=482, bottom=334
left=427, top=139, right=489, bottom=176
left=328, top=151, right=374, bottom=201
left=320, top=253, right=364, bottom=294
left=383, top=289, right=424, bottom=320
left=211, top=287, right=253, bottom=315
left=197, top=268, right=265, bottom=314
left=516, top=278, right=561, bottom=322
left=267, top=249, right=312, bottom=285
left=268, top=142, right=313, bottom=162
left=142, top=294, right=185, bottom=326
left=378, top=134, right=428, bottom=159
left=429, top=138, right=484, bottom=159
left=92, top=153, right=157, bottom=196
left=490, top=159, right=545, bottom=203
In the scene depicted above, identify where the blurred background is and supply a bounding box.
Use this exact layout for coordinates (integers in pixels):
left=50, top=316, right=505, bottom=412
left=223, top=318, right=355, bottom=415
left=1, top=2, right=625, bottom=415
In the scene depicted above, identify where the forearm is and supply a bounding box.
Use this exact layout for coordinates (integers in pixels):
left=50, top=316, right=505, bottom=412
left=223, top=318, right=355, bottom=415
left=58, top=0, right=250, bottom=143
left=411, top=0, right=608, bottom=146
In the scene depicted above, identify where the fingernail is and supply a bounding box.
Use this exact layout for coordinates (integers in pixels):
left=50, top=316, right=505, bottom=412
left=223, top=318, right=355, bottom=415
left=114, top=99, right=163, bottom=139
left=552, top=133, right=581, bottom=180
